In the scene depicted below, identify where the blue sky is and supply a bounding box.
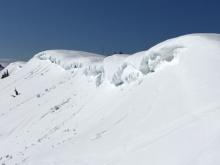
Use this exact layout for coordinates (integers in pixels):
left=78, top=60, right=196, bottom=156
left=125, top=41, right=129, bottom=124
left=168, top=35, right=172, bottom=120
left=0, top=0, right=220, bottom=60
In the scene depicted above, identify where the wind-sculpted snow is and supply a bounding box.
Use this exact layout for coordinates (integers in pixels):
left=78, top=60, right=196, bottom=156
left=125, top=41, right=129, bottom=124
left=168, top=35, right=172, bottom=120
left=108, top=44, right=185, bottom=86
left=1, top=34, right=220, bottom=165
left=30, top=44, right=185, bottom=86
left=34, top=50, right=105, bottom=70
left=127, top=45, right=184, bottom=73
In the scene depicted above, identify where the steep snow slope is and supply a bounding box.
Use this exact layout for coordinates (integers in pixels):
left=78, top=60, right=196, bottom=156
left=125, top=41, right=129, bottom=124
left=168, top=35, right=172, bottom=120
left=0, top=34, right=220, bottom=165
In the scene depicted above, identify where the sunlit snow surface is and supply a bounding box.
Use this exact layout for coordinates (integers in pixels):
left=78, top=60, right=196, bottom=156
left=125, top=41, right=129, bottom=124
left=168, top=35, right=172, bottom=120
left=0, top=34, right=220, bottom=165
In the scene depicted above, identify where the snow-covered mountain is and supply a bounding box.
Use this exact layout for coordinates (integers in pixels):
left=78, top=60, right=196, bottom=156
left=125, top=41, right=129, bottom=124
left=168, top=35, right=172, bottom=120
left=0, top=34, right=220, bottom=165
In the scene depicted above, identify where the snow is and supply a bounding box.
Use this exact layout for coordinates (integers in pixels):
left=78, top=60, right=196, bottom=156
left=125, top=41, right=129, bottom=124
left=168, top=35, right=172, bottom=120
left=34, top=50, right=105, bottom=70
left=0, top=33, right=220, bottom=165
left=103, top=54, right=129, bottom=85
left=0, top=61, right=26, bottom=75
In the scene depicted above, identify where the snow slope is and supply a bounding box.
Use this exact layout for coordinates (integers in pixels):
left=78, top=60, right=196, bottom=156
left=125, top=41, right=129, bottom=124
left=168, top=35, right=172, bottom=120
left=0, top=34, right=220, bottom=165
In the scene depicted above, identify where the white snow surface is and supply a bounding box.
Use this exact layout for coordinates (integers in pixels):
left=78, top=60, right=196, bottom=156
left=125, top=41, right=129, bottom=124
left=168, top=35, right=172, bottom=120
left=0, top=34, right=220, bottom=165
left=0, top=61, right=26, bottom=75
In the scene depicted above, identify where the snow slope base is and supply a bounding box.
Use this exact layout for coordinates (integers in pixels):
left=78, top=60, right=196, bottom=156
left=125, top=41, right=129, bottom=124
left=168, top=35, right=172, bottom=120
left=0, top=34, right=220, bottom=165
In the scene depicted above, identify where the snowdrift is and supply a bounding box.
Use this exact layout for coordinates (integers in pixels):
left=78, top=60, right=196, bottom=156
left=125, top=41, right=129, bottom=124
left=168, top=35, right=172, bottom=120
left=0, top=34, right=220, bottom=165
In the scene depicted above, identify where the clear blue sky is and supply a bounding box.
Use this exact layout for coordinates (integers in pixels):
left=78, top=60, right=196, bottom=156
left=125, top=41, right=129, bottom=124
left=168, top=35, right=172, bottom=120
left=0, top=0, right=220, bottom=60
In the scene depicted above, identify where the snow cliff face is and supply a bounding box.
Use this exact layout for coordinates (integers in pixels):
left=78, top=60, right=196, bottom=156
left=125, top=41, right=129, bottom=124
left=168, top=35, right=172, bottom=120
left=0, top=34, right=220, bottom=165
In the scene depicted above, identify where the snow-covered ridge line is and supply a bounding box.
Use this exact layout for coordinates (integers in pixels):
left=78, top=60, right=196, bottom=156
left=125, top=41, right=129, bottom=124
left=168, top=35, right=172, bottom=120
left=115, top=44, right=185, bottom=86
left=30, top=45, right=185, bottom=86
left=34, top=50, right=105, bottom=70
left=6, top=33, right=219, bottom=86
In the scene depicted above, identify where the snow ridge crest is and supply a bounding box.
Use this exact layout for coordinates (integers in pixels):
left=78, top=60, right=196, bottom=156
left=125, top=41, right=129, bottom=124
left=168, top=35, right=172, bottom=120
left=11, top=34, right=220, bottom=86
left=31, top=44, right=184, bottom=86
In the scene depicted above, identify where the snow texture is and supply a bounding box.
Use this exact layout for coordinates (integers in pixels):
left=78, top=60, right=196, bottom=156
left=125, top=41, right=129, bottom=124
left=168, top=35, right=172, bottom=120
left=0, top=34, right=220, bottom=165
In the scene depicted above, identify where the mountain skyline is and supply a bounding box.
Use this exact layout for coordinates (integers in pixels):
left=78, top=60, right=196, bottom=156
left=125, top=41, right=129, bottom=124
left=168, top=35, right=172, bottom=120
left=1, top=34, right=220, bottom=165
